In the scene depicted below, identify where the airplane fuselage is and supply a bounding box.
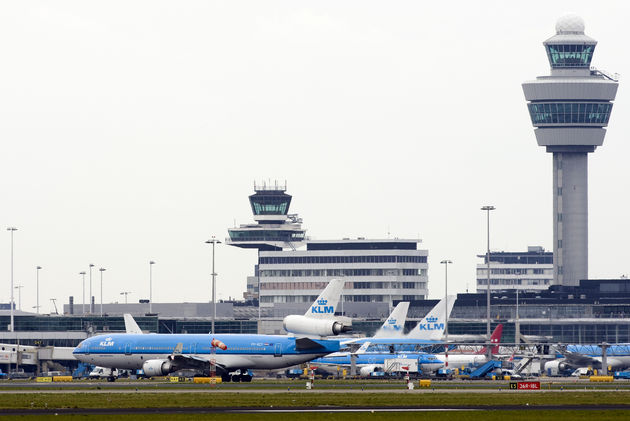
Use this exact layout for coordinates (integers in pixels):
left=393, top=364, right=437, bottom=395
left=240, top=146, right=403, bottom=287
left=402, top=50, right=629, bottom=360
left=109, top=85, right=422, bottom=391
left=312, top=352, right=444, bottom=373
left=73, top=333, right=339, bottom=371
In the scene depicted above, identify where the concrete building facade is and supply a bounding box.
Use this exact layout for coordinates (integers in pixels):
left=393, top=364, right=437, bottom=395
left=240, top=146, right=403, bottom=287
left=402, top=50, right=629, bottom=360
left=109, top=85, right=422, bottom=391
left=258, top=238, right=428, bottom=314
left=476, top=246, right=554, bottom=292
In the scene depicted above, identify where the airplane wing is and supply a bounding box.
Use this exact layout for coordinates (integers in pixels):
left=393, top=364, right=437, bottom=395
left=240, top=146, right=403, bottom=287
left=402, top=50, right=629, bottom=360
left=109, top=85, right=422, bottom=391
left=564, top=350, right=598, bottom=367
left=168, top=342, right=227, bottom=372
left=295, top=337, right=329, bottom=351
left=169, top=354, right=226, bottom=370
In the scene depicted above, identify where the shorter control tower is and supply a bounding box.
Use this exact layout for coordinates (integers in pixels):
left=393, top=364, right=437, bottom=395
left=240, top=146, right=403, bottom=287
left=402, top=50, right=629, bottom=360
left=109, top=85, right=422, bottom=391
left=226, top=181, right=306, bottom=251
left=522, top=15, right=618, bottom=286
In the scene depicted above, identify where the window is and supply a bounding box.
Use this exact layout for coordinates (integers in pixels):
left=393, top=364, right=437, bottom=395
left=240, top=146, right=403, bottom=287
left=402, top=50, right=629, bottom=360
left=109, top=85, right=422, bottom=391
left=528, top=102, right=612, bottom=127
left=546, top=44, right=595, bottom=68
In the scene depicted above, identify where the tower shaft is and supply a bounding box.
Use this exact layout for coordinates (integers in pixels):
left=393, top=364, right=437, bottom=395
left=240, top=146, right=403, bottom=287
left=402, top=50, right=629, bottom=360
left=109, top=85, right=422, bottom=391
left=553, top=152, right=588, bottom=286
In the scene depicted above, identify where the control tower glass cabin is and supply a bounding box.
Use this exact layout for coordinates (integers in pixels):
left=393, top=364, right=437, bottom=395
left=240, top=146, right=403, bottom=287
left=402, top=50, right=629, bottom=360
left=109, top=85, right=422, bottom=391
left=227, top=182, right=306, bottom=251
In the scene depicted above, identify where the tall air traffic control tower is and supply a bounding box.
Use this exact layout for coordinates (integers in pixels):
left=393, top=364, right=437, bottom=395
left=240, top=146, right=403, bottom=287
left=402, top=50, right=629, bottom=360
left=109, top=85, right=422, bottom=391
left=523, top=15, right=618, bottom=286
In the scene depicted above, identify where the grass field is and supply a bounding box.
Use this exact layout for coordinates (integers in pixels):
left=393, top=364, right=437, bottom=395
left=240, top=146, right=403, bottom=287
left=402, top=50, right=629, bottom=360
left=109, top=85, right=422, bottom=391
left=0, top=391, right=628, bottom=409
left=4, top=411, right=630, bottom=421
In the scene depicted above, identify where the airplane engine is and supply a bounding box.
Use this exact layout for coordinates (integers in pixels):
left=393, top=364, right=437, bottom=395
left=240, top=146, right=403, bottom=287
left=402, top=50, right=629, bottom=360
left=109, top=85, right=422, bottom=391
left=142, top=359, right=176, bottom=377
left=283, top=315, right=352, bottom=337
left=544, top=360, right=572, bottom=376
left=359, top=365, right=381, bottom=377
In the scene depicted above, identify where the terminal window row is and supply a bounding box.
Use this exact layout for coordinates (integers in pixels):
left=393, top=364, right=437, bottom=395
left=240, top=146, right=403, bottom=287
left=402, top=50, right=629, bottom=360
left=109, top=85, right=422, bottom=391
left=477, top=268, right=552, bottom=275
left=259, top=295, right=424, bottom=304
left=477, top=279, right=551, bottom=286
left=259, top=268, right=427, bottom=277
left=259, top=255, right=427, bottom=264
left=260, top=281, right=426, bottom=290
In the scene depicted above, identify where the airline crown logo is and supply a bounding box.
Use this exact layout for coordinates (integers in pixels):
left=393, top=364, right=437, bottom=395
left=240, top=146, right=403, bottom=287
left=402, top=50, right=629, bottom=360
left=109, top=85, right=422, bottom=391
left=419, top=315, right=444, bottom=331
left=99, top=337, right=115, bottom=347
left=311, top=298, right=334, bottom=314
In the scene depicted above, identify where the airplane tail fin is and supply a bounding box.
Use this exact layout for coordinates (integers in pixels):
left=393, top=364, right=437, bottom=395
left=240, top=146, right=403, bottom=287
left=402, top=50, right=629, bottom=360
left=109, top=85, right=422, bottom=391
left=476, top=323, right=504, bottom=355
left=372, top=302, right=409, bottom=338
left=406, top=295, right=456, bottom=341
left=123, top=313, right=143, bottom=334
left=490, top=323, right=503, bottom=354
left=304, top=278, right=345, bottom=319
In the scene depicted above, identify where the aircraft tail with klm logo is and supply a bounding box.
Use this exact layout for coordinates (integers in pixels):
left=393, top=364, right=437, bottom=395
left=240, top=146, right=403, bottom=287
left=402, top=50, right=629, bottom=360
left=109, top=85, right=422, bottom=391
left=372, top=302, right=410, bottom=338
left=406, top=295, right=456, bottom=341
left=305, top=278, right=345, bottom=319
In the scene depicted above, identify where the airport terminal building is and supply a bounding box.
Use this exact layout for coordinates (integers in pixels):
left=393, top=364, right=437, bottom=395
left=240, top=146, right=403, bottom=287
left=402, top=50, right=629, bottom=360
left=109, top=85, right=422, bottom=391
left=476, top=246, right=554, bottom=292
left=257, top=238, right=428, bottom=317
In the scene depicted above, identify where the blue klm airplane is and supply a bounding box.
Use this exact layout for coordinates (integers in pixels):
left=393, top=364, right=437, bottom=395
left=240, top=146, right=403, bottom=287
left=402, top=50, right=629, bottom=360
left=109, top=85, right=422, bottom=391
left=73, top=280, right=348, bottom=382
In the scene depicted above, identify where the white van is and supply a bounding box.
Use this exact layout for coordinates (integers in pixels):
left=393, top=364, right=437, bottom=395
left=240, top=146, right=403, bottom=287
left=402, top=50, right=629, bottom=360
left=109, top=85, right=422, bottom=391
left=89, top=367, right=118, bottom=379
left=570, top=367, right=593, bottom=377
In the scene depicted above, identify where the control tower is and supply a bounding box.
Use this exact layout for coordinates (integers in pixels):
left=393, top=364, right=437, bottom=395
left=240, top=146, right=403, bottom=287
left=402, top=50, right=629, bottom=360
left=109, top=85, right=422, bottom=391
left=226, top=181, right=306, bottom=251
left=522, top=15, right=618, bottom=286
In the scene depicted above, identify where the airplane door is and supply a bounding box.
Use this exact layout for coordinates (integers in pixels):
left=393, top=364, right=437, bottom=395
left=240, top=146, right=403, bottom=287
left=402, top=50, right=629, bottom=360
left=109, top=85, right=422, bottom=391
left=124, top=343, right=131, bottom=355
left=274, top=343, right=282, bottom=357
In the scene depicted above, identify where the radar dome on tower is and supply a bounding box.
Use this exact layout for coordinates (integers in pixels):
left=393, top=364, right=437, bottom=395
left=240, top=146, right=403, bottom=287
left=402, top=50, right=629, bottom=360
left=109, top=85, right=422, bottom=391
left=555, top=14, right=585, bottom=34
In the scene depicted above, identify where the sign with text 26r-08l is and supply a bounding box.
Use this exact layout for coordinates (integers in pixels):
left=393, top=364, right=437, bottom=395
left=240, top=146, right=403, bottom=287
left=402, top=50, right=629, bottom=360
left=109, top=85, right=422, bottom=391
left=509, top=381, right=541, bottom=390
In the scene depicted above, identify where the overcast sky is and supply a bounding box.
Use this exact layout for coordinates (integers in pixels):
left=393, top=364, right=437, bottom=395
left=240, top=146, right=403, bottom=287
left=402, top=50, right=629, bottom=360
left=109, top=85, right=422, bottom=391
left=1, top=1, right=629, bottom=314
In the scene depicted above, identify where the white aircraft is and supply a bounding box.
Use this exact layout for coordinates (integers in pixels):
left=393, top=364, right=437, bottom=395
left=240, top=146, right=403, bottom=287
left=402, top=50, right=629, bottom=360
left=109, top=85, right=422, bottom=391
left=437, top=324, right=504, bottom=369
left=545, top=344, right=630, bottom=376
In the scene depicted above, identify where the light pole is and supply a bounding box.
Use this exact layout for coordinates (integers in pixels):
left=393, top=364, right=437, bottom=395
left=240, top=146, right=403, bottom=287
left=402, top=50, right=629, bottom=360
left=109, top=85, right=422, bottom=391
left=36, top=266, right=42, bottom=314
left=205, top=237, right=221, bottom=335
left=79, top=271, right=86, bottom=314
left=149, top=261, right=155, bottom=314
left=481, top=205, right=496, bottom=340
left=440, top=259, right=452, bottom=369
left=14, top=285, right=23, bottom=311
left=89, top=264, right=94, bottom=313
left=120, top=291, right=131, bottom=304
left=514, top=288, right=521, bottom=344
left=99, top=268, right=106, bottom=316
left=7, top=227, right=17, bottom=332
left=440, top=260, right=452, bottom=342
